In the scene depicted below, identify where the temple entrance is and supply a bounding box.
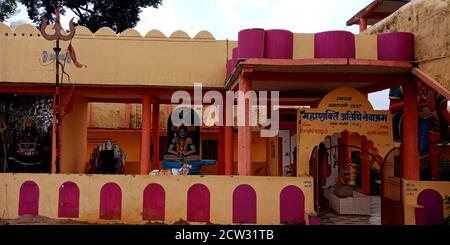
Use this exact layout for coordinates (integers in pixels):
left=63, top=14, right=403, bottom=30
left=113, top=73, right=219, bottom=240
left=296, top=87, right=395, bottom=225
left=310, top=132, right=383, bottom=225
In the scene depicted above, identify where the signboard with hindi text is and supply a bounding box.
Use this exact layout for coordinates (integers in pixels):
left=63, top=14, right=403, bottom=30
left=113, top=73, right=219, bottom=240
left=296, top=87, right=394, bottom=176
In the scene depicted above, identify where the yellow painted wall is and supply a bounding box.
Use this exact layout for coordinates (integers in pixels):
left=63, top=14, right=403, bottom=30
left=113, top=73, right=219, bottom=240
left=233, top=132, right=268, bottom=176
left=61, top=95, right=88, bottom=173
left=355, top=34, right=377, bottom=60
left=267, top=137, right=280, bottom=176
left=402, top=180, right=450, bottom=225
left=0, top=24, right=235, bottom=88
left=91, top=103, right=126, bottom=129
left=292, top=33, right=378, bottom=60
left=0, top=173, right=314, bottom=225
left=293, top=33, right=314, bottom=59
left=366, top=0, right=450, bottom=92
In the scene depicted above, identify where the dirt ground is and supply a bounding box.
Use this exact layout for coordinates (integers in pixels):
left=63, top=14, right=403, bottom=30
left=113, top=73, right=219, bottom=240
left=0, top=215, right=193, bottom=225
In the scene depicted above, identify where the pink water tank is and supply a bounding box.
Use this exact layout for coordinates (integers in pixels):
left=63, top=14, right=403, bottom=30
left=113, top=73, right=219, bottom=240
left=314, top=31, right=355, bottom=58
left=377, top=32, right=414, bottom=61
left=264, top=29, right=293, bottom=59
left=238, top=28, right=265, bottom=59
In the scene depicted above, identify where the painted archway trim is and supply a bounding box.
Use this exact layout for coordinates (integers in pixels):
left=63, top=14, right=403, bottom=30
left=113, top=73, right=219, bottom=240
left=233, top=184, right=257, bottom=224
left=99, top=182, right=122, bottom=220
left=280, top=185, right=305, bottom=224
left=143, top=183, right=165, bottom=221
left=18, top=181, right=39, bottom=216
left=187, top=184, right=210, bottom=222
left=58, top=181, right=80, bottom=218
left=416, top=189, right=444, bottom=225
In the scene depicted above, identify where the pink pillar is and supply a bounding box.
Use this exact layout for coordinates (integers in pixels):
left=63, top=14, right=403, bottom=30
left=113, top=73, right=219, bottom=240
left=238, top=75, right=252, bottom=176
left=225, top=127, right=234, bottom=175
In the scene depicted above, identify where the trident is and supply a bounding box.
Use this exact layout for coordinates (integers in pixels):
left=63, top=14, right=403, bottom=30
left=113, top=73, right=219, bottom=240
left=39, top=1, right=76, bottom=173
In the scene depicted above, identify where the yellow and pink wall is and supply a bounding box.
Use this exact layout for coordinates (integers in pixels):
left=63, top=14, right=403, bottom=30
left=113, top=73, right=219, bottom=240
left=0, top=173, right=314, bottom=225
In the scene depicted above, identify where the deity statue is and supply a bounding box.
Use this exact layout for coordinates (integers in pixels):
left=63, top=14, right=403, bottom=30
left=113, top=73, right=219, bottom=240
left=162, top=106, right=206, bottom=175
left=167, top=125, right=198, bottom=160
left=389, top=81, right=450, bottom=179
left=7, top=118, right=46, bottom=172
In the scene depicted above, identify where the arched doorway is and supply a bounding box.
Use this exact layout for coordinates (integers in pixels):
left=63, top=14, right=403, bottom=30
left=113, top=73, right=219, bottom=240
left=312, top=132, right=384, bottom=225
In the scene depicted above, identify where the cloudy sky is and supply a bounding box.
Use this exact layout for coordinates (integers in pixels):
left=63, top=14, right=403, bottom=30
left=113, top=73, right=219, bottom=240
left=5, top=0, right=392, bottom=109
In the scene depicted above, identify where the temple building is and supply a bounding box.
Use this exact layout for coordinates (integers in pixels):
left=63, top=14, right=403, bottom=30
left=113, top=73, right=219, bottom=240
left=0, top=0, right=448, bottom=225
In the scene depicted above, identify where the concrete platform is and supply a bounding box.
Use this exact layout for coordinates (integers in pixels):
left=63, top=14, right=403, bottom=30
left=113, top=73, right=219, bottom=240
left=323, top=188, right=370, bottom=215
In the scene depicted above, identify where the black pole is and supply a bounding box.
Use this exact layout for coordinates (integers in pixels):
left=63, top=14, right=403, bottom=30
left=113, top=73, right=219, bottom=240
left=54, top=39, right=61, bottom=173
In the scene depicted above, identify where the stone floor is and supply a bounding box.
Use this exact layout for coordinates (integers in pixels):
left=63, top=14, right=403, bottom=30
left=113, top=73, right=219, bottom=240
left=319, top=196, right=381, bottom=225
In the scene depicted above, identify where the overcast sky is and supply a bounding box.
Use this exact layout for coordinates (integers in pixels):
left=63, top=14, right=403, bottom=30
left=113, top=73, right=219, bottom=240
left=5, top=0, right=393, bottom=109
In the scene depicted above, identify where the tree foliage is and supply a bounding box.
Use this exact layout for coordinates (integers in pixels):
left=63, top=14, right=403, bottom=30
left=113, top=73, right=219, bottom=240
left=0, top=0, right=17, bottom=22
left=18, top=0, right=162, bottom=33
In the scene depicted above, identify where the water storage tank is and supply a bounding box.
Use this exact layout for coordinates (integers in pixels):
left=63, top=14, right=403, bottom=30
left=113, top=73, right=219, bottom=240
left=314, top=31, right=355, bottom=58
left=377, top=32, right=414, bottom=61
left=238, top=28, right=265, bottom=59
left=264, top=29, right=293, bottom=59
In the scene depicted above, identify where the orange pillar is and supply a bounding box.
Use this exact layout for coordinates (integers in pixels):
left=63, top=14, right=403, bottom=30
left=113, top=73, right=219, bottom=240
left=87, top=103, right=92, bottom=128
left=359, top=18, right=367, bottom=33
left=224, top=96, right=234, bottom=175
left=218, top=125, right=225, bottom=175
left=51, top=93, right=57, bottom=174
left=140, top=94, right=152, bottom=175
left=361, top=136, right=371, bottom=195
left=238, top=76, right=252, bottom=176
left=402, top=81, right=420, bottom=180
left=152, top=102, right=160, bottom=170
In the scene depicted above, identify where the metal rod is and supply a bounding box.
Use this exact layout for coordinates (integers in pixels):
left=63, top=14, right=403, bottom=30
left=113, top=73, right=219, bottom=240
left=54, top=39, right=61, bottom=173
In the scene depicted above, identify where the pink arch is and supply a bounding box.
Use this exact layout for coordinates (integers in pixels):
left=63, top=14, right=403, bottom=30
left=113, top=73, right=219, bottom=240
left=99, top=182, right=122, bottom=220
left=143, top=183, right=165, bottom=221
left=58, top=181, right=80, bottom=218
left=187, top=184, right=210, bottom=222
left=233, top=184, right=257, bottom=224
left=416, top=189, right=443, bottom=225
left=18, top=181, right=39, bottom=216
left=280, top=185, right=305, bottom=224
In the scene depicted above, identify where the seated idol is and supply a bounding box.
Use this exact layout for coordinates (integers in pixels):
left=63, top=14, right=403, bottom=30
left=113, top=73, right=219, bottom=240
left=165, top=125, right=199, bottom=162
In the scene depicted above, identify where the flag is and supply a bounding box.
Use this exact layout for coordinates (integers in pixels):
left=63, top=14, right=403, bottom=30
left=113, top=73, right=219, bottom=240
left=68, top=43, right=87, bottom=68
